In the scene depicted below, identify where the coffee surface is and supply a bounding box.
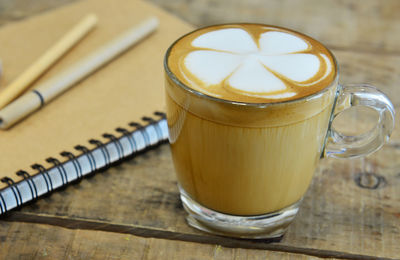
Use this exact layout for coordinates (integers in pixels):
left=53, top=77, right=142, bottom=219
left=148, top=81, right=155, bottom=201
left=167, top=24, right=336, bottom=103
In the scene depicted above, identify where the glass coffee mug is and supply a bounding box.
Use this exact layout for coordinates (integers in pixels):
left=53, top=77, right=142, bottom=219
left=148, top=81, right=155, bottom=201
left=164, top=24, right=395, bottom=239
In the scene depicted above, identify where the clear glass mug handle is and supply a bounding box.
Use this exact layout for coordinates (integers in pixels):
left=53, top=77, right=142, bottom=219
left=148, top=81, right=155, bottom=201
left=324, top=84, right=395, bottom=158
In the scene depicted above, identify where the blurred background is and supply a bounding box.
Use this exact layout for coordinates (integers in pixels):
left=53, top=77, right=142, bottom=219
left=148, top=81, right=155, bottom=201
left=0, top=0, right=398, bottom=53
left=0, top=0, right=399, bottom=131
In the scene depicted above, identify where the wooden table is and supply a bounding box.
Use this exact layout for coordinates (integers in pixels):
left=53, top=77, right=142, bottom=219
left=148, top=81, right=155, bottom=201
left=1, top=0, right=399, bottom=259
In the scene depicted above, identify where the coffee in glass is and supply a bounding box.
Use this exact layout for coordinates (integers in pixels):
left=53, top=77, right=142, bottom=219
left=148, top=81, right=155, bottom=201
left=164, top=24, right=394, bottom=238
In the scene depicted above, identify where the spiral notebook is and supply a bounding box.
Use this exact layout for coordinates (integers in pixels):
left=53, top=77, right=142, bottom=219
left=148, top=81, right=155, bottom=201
left=0, top=0, right=192, bottom=214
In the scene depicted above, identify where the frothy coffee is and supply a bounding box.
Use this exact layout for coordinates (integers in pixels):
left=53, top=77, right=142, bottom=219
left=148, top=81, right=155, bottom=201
left=165, top=24, right=338, bottom=216
left=167, top=24, right=336, bottom=103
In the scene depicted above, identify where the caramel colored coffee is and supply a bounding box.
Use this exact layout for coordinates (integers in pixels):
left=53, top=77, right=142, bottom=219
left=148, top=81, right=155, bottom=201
left=165, top=24, right=337, bottom=215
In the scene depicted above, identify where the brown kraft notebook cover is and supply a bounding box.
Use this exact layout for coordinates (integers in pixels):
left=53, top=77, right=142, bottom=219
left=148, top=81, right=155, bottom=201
left=0, top=0, right=192, bottom=202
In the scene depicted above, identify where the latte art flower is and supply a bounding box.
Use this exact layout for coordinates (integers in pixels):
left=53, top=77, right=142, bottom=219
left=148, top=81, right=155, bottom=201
left=183, top=28, right=332, bottom=99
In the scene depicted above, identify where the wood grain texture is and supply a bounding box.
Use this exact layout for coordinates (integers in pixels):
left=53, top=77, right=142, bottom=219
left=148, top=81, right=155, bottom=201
left=334, top=50, right=400, bottom=106
left=0, top=0, right=399, bottom=259
left=149, top=0, right=400, bottom=54
left=0, top=221, right=330, bottom=260
left=0, top=0, right=76, bottom=25
left=4, top=116, right=399, bottom=259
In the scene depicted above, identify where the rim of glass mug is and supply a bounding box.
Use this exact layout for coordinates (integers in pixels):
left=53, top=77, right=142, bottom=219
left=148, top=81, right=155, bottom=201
left=164, top=23, right=339, bottom=108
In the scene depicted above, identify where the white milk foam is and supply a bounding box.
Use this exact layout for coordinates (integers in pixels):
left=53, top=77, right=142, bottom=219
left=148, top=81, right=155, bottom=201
left=183, top=28, right=331, bottom=99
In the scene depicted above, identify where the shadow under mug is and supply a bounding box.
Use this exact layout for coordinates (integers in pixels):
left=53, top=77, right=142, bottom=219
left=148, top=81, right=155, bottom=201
left=164, top=31, right=395, bottom=239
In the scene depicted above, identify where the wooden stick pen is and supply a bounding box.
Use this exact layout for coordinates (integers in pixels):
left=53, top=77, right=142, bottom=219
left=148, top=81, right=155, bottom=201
left=0, top=17, right=159, bottom=129
left=0, top=14, right=98, bottom=109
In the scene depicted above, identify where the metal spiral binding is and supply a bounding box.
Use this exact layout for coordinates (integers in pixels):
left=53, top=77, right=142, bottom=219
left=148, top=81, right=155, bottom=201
left=0, top=112, right=168, bottom=215
left=60, top=151, right=83, bottom=181
left=0, top=189, right=6, bottom=213
left=142, top=116, right=163, bottom=145
left=103, top=133, right=124, bottom=161
left=116, top=127, right=136, bottom=154
left=129, top=122, right=150, bottom=148
left=154, top=111, right=166, bottom=118
left=89, top=139, right=111, bottom=168
left=154, top=111, right=168, bottom=145
left=1, top=177, right=22, bottom=207
left=32, top=164, right=53, bottom=193
left=16, top=170, right=38, bottom=200
left=46, top=157, right=68, bottom=185
left=74, top=145, right=96, bottom=172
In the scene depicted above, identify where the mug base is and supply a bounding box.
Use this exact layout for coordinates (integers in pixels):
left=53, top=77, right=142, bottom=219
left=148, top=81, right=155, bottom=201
left=180, top=187, right=301, bottom=239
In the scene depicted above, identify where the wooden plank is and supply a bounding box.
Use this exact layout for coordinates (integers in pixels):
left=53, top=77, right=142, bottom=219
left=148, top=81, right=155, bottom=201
left=333, top=50, right=400, bottom=107
left=0, top=221, right=330, bottom=259
left=150, top=0, right=400, bottom=54
left=4, top=102, right=399, bottom=259
left=2, top=50, right=399, bottom=259
left=0, top=0, right=76, bottom=26
left=0, top=0, right=400, bottom=54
